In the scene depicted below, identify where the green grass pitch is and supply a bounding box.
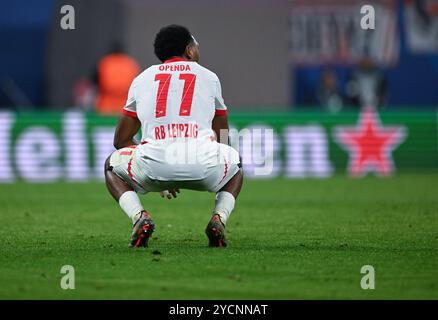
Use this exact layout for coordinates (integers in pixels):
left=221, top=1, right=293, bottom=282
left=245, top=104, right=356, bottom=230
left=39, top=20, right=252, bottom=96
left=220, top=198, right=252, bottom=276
left=0, top=174, right=437, bottom=299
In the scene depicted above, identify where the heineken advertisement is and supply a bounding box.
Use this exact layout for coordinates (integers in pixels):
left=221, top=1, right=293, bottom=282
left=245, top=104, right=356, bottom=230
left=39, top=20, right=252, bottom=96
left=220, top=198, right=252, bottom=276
left=0, top=109, right=437, bottom=182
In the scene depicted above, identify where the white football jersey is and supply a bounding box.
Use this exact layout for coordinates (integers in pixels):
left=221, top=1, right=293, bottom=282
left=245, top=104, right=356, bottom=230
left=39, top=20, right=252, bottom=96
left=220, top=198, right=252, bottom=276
left=123, top=57, right=227, bottom=140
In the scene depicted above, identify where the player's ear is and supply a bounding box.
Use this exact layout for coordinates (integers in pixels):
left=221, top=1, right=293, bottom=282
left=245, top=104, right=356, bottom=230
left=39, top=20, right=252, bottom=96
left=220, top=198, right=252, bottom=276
left=185, top=45, right=193, bottom=60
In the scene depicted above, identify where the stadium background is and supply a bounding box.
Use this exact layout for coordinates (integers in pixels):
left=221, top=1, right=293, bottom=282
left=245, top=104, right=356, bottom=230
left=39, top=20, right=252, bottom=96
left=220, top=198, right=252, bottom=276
left=0, top=0, right=437, bottom=299
left=1, top=0, right=438, bottom=181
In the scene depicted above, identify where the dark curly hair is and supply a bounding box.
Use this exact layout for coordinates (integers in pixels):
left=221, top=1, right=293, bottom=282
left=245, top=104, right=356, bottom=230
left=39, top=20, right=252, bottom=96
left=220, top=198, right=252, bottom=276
left=154, top=25, right=193, bottom=62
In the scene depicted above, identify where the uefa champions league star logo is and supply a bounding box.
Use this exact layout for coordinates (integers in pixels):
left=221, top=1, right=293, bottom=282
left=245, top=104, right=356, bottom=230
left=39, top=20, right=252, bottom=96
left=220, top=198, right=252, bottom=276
left=334, top=107, right=407, bottom=177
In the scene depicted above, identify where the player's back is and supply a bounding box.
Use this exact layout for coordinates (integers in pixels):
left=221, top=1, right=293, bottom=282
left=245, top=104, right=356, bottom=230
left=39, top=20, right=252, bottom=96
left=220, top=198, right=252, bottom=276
left=123, top=58, right=228, bottom=180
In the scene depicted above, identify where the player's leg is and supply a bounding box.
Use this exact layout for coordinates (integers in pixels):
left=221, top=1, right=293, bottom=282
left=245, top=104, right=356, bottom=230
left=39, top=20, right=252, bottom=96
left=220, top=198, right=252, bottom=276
left=205, top=168, right=243, bottom=247
left=213, top=167, right=243, bottom=225
left=104, top=151, right=155, bottom=248
left=104, top=155, right=142, bottom=220
left=205, top=143, right=243, bottom=247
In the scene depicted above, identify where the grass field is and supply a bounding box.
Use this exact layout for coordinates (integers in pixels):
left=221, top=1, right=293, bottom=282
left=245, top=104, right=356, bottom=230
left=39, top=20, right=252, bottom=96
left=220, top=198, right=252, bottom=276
left=0, top=174, right=437, bottom=299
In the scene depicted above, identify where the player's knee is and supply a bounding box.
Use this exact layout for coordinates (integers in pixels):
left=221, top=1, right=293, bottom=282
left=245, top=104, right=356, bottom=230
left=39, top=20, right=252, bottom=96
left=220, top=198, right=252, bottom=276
left=237, top=159, right=243, bottom=179
left=104, top=156, right=113, bottom=172
left=230, top=167, right=244, bottom=185
left=236, top=167, right=244, bottom=182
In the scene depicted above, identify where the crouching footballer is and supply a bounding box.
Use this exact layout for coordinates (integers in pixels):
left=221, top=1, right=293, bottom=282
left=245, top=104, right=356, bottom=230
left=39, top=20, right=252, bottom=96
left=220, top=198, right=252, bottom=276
left=104, top=25, right=243, bottom=248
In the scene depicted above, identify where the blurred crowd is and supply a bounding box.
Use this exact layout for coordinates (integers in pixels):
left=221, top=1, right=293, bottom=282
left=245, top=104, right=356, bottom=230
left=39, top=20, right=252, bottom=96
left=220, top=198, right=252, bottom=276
left=76, top=49, right=389, bottom=115
left=1, top=0, right=437, bottom=112
left=315, top=57, right=388, bottom=113
left=73, top=42, right=140, bottom=115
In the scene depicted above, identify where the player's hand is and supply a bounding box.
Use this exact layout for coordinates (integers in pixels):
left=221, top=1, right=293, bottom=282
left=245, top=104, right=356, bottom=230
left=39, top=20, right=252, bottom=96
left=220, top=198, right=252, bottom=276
left=160, top=188, right=180, bottom=199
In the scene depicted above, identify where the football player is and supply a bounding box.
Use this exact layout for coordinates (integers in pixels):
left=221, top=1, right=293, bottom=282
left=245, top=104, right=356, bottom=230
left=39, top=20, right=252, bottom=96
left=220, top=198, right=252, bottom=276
left=104, top=25, right=243, bottom=248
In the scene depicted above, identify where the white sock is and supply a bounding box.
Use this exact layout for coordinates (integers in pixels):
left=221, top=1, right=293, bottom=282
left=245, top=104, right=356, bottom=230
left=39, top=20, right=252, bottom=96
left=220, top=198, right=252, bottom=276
left=119, top=191, right=144, bottom=224
left=212, top=191, right=235, bottom=225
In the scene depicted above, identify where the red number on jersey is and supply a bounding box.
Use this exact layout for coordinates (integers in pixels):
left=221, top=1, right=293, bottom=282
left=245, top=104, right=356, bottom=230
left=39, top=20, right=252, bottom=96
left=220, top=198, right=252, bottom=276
left=179, top=73, right=196, bottom=116
left=154, top=73, right=197, bottom=118
left=154, top=73, right=172, bottom=118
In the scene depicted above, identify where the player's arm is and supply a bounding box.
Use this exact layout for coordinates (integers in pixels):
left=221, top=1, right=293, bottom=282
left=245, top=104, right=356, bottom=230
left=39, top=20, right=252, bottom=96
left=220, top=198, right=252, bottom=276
left=114, top=78, right=140, bottom=149
left=212, top=114, right=229, bottom=145
left=212, top=76, right=229, bottom=145
left=113, top=115, right=141, bottom=149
